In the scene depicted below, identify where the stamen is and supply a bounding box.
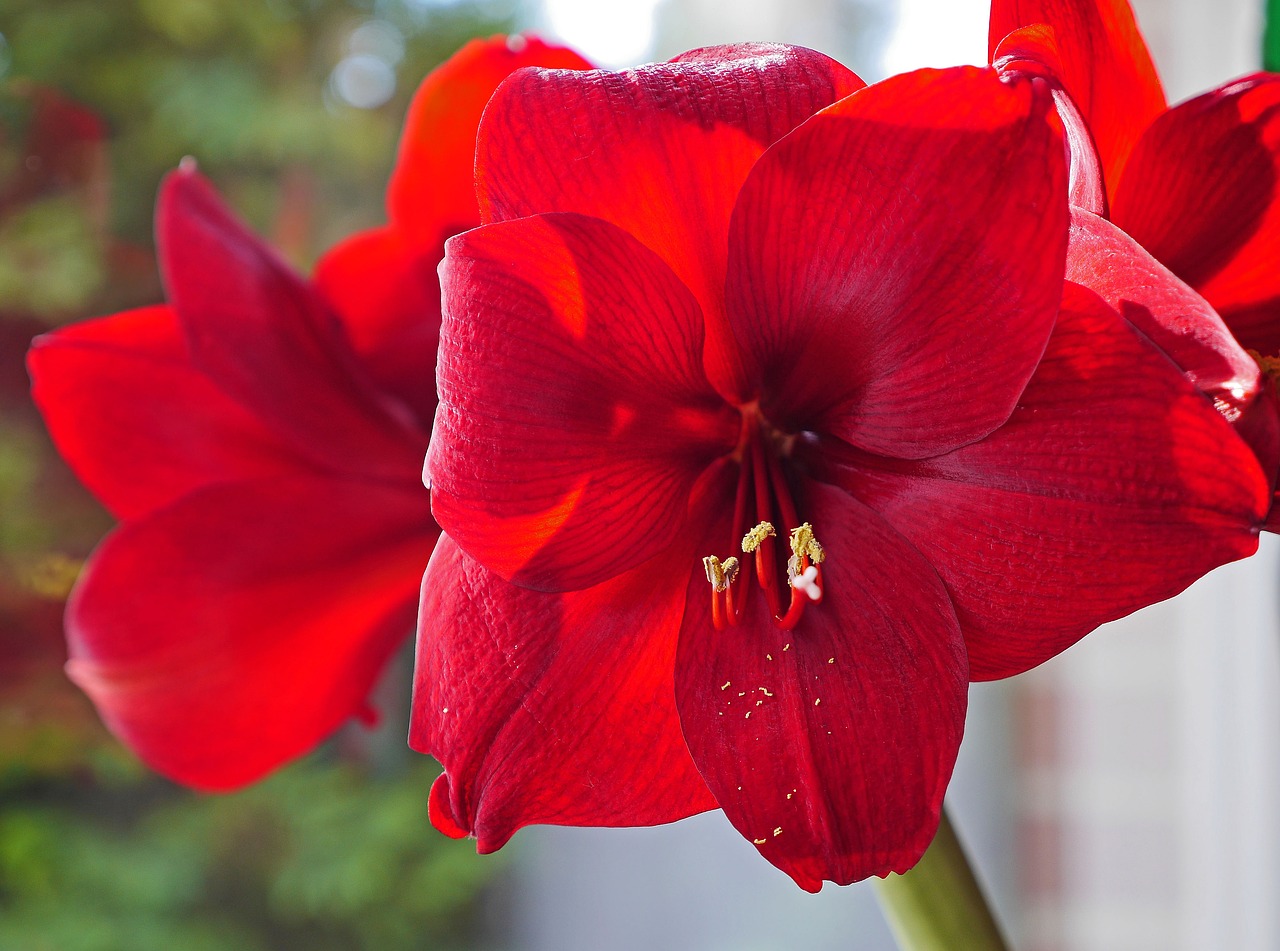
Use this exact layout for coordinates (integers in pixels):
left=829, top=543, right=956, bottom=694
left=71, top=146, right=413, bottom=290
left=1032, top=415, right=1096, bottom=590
left=741, top=522, right=775, bottom=552
left=743, top=521, right=781, bottom=618
left=789, top=523, right=825, bottom=565
left=749, top=435, right=782, bottom=613
left=765, top=440, right=800, bottom=530
left=702, top=555, right=739, bottom=592
left=708, top=417, right=832, bottom=631
left=786, top=522, right=826, bottom=584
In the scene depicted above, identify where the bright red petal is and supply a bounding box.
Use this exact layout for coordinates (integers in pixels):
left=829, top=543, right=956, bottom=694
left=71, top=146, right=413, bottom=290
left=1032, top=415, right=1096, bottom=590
left=989, top=0, right=1166, bottom=198
left=28, top=306, right=303, bottom=520
left=430, top=213, right=738, bottom=592
left=991, top=24, right=1108, bottom=214
left=1067, top=207, right=1261, bottom=417
left=727, top=66, right=1066, bottom=459
left=66, top=475, right=436, bottom=790
left=312, top=225, right=440, bottom=426
left=675, top=479, right=966, bottom=891
left=318, top=37, right=594, bottom=423
left=475, top=44, right=863, bottom=399
left=825, top=284, right=1267, bottom=680
left=387, top=35, right=592, bottom=244
left=1111, top=74, right=1280, bottom=354
left=157, top=168, right=424, bottom=479
left=411, top=536, right=717, bottom=851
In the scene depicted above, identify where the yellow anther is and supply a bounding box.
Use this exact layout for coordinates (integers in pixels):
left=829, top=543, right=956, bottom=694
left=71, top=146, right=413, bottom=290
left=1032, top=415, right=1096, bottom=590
left=787, top=523, right=826, bottom=585
left=702, top=554, right=740, bottom=592
left=741, top=521, right=776, bottom=553
left=789, top=523, right=825, bottom=564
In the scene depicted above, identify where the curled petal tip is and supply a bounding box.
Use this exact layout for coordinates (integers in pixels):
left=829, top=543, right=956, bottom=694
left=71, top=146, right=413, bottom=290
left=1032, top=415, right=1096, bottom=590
left=427, top=773, right=471, bottom=840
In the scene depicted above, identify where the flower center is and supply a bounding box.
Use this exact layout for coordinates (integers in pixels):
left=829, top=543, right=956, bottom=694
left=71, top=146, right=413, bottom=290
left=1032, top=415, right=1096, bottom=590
left=702, top=412, right=826, bottom=631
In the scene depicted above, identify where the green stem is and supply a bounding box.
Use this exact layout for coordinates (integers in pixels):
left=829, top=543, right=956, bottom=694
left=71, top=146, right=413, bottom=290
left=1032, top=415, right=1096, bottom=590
left=872, top=809, right=1010, bottom=951
left=1266, top=0, right=1280, bottom=71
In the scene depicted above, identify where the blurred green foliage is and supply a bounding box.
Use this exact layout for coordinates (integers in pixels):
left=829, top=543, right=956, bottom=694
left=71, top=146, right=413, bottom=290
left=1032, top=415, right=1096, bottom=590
left=2, top=0, right=517, bottom=264
left=0, top=758, right=505, bottom=951
left=0, top=1, right=523, bottom=946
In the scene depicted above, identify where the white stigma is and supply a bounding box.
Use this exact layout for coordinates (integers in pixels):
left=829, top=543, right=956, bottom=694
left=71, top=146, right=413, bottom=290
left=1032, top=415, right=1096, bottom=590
left=793, top=565, right=821, bottom=601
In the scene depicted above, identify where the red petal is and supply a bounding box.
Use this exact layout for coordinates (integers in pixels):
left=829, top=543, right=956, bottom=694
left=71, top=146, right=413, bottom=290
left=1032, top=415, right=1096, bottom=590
left=475, top=44, right=863, bottom=399
left=1111, top=74, right=1280, bottom=354
left=157, top=168, right=424, bottom=479
left=676, top=479, right=967, bottom=890
left=312, top=225, right=440, bottom=426
left=28, top=306, right=302, bottom=520
left=988, top=0, right=1166, bottom=199
left=1235, top=382, right=1280, bottom=510
left=727, top=66, right=1067, bottom=459
left=65, top=475, right=436, bottom=790
left=430, top=213, right=738, bottom=592
left=825, top=284, right=1267, bottom=680
left=411, top=536, right=716, bottom=850
left=991, top=24, right=1109, bottom=215
left=318, top=37, right=594, bottom=423
left=1067, top=207, right=1260, bottom=417
left=387, top=35, right=592, bottom=244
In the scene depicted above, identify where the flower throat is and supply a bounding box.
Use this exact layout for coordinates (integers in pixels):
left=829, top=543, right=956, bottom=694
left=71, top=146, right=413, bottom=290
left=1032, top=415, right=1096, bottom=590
left=702, top=412, right=826, bottom=631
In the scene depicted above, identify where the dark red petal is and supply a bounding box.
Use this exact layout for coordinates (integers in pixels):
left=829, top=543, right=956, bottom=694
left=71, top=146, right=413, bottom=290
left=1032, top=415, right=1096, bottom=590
left=989, top=0, right=1166, bottom=199
left=826, top=284, right=1267, bottom=681
left=475, top=44, right=863, bottom=399
left=727, top=66, right=1066, bottom=459
left=312, top=226, right=440, bottom=427
left=430, top=212, right=738, bottom=592
left=387, top=35, right=592, bottom=244
left=1235, top=381, right=1280, bottom=509
left=1111, top=74, right=1280, bottom=355
left=28, top=306, right=303, bottom=520
left=991, top=24, right=1109, bottom=215
left=675, top=479, right=966, bottom=891
left=65, top=475, right=436, bottom=790
left=1067, top=207, right=1260, bottom=418
left=1265, top=499, right=1280, bottom=533
left=5, top=85, right=106, bottom=215
left=411, top=536, right=717, bottom=850
left=157, top=167, right=424, bottom=479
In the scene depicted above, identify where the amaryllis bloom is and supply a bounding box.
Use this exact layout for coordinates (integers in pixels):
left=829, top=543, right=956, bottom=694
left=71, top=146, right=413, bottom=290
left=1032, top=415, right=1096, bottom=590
left=990, top=0, right=1280, bottom=516
left=411, top=46, right=1269, bottom=889
left=27, top=36, right=589, bottom=790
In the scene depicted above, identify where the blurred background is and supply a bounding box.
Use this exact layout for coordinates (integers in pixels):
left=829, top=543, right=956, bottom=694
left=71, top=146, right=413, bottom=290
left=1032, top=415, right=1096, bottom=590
left=1, top=0, right=1277, bottom=949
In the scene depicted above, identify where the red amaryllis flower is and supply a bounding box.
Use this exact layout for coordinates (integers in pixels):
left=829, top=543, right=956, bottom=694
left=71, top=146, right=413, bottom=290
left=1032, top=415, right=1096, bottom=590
left=27, top=36, right=590, bottom=790
left=411, top=47, right=1270, bottom=889
left=989, top=0, right=1280, bottom=515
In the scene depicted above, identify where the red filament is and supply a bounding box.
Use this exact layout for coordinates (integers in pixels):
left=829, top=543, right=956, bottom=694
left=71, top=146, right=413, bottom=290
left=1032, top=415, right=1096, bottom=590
left=708, top=416, right=823, bottom=630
